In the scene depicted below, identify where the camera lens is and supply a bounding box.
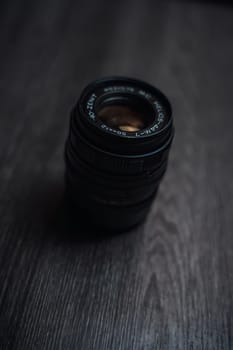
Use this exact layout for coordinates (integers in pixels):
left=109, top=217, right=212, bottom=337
left=65, top=77, right=174, bottom=232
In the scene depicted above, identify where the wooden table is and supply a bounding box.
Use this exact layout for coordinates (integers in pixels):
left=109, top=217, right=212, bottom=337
left=0, top=0, right=232, bottom=348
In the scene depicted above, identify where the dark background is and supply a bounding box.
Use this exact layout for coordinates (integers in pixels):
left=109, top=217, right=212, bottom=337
left=0, top=0, right=233, bottom=349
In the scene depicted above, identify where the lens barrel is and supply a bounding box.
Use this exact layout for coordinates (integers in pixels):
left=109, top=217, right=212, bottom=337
left=65, top=77, right=174, bottom=232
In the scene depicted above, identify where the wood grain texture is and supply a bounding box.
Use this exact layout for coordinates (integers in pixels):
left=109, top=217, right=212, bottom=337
left=0, top=0, right=233, bottom=349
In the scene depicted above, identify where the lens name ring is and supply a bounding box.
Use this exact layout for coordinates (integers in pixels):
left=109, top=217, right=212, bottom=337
left=78, top=77, right=172, bottom=139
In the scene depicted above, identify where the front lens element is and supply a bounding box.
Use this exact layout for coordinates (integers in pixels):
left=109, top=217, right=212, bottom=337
left=96, top=94, right=155, bottom=133
left=97, top=105, right=144, bottom=132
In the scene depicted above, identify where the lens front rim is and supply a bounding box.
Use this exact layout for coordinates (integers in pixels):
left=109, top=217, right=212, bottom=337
left=76, top=76, right=173, bottom=140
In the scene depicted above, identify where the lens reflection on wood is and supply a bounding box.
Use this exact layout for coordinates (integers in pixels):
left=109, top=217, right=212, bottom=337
left=97, top=105, right=145, bottom=132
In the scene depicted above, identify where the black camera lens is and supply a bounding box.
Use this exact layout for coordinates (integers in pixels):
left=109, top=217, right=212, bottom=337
left=65, top=77, right=174, bottom=232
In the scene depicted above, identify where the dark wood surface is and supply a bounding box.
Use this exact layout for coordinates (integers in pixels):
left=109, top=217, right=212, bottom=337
left=0, top=0, right=233, bottom=349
